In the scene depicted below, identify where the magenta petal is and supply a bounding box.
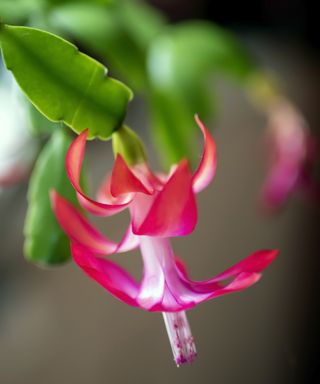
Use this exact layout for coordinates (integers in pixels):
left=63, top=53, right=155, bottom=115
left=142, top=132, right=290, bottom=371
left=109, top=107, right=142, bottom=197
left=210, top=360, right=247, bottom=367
left=174, top=256, right=189, bottom=277
left=51, top=190, right=139, bottom=255
left=176, top=249, right=278, bottom=300
left=207, top=272, right=261, bottom=299
left=110, top=155, right=153, bottom=197
left=133, top=163, right=163, bottom=191
left=71, top=243, right=139, bottom=307
left=50, top=190, right=118, bottom=254
left=136, top=244, right=278, bottom=312
left=116, top=223, right=140, bottom=253
left=133, top=159, right=197, bottom=237
left=192, top=115, right=217, bottom=194
left=66, top=130, right=132, bottom=216
left=96, top=173, right=133, bottom=206
left=211, top=249, right=279, bottom=281
left=137, top=237, right=204, bottom=312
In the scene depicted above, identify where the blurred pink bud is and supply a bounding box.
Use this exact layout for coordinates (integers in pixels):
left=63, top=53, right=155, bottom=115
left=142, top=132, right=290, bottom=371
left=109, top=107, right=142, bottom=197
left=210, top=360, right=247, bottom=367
left=261, top=101, right=319, bottom=210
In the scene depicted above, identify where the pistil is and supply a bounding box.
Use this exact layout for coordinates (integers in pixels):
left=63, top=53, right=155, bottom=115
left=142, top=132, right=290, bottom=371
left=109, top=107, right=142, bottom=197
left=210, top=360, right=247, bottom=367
left=163, top=311, right=197, bottom=366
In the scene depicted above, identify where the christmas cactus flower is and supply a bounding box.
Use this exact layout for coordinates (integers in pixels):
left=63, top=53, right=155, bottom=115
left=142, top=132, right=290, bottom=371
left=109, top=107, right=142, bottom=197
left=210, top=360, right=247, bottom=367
left=261, top=101, right=319, bottom=210
left=51, top=115, right=278, bottom=366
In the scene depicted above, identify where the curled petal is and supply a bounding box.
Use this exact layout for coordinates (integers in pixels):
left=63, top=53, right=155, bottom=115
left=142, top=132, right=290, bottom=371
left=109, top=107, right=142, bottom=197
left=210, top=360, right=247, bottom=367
left=69, top=234, right=278, bottom=312
left=208, top=272, right=261, bottom=298
left=51, top=190, right=139, bottom=255
left=174, top=255, right=189, bottom=277
left=147, top=249, right=278, bottom=312
left=177, top=249, right=279, bottom=299
left=71, top=243, right=139, bottom=307
left=116, top=223, right=140, bottom=253
left=192, top=115, right=217, bottom=194
left=96, top=174, right=134, bottom=205
left=110, top=155, right=153, bottom=197
left=133, top=163, right=163, bottom=191
left=66, top=130, right=131, bottom=216
left=132, top=159, right=197, bottom=237
left=76, top=194, right=131, bottom=217
left=210, top=249, right=279, bottom=282
left=50, top=190, right=117, bottom=254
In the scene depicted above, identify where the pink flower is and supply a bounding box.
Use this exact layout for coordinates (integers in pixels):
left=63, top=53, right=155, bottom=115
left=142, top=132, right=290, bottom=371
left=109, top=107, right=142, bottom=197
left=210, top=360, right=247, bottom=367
left=261, top=102, right=319, bottom=210
left=51, top=115, right=278, bottom=365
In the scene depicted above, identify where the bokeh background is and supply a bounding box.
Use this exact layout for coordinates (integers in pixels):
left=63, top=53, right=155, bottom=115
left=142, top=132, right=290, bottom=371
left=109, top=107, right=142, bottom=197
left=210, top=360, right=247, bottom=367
left=1, top=1, right=319, bottom=383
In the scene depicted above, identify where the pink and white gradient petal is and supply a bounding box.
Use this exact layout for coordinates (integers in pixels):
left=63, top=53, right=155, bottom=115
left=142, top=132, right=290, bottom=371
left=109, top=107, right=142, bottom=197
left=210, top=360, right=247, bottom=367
left=132, top=160, right=197, bottom=237
left=72, top=243, right=139, bottom=307
left=110, top=155, right=154, bottom=197
left=116, top=223, right=140, bottom=253
left=96, top=174, right=132, bottom=205
left=192, top=115, right=217, bottom=194
left=66, top=129, right=132, bottom=216
left=50, top=190, right=117, bottom=254
left=69, top=234, right=278, bottom=313
left=176, top=249, right=278, bottom=302
left=51, top=190, right=139, bottom=255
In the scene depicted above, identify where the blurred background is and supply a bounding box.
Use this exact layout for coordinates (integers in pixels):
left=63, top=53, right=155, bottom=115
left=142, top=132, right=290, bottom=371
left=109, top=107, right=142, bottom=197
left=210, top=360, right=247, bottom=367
left=0, top=0, right=320, bottom=383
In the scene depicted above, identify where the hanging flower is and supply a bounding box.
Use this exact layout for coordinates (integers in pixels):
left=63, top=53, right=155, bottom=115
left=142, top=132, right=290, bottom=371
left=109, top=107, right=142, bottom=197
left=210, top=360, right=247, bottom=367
left=260, top=101, right=319, bottom=210
left=51, top=115, right=278, bottom=366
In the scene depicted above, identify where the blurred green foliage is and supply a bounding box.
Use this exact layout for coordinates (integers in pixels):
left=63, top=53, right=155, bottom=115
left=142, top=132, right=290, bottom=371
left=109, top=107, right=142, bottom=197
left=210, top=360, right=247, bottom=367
left=0, top=0, right=257, bottom=265
left=1, top=0, right=256, bottom=162
left=24, top=129, right=79, bottom=265
left=147, top=21, right=255, bottom=163
left=0, top=25, right=132, bottom=139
